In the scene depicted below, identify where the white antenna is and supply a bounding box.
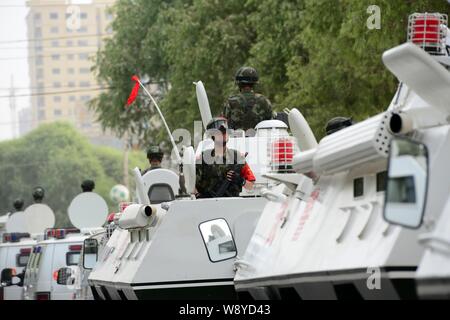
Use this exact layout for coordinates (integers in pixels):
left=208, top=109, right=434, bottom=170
left=194, top=81, right=213, bottom=129
left=133, top=167, right=151, bottom=205
left=134, top=78, right=182, bottom=163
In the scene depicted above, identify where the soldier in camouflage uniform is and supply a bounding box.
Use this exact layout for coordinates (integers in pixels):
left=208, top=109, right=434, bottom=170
left=222, top=66, right=273, bottom=131
left=195, top=117, right=256, bottom=198
left=142, top=146, right=164, bottom=175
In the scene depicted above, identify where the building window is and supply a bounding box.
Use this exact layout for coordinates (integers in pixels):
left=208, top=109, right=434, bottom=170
left=80, top=95, right=91, bottom=102
left=50, top=26, right=58, bottom=33
left=67, top=40, right=73, bottom=47
left=34, top=28, right=42, bottom=38
left=67, top=54, right=74, bottom=60
left=80, top=12, right=88, bottom=19
left=79, top=53, right=89, bottom=60
left=36, top=68, right=44, bottom=79
left=50, top=12, right=58, bottom=20
left=51, top=40, right=59, bottom=47
left=79, top=68, right=90, bottom=74
left=107, top=26, right=113, bottom=34
left=53, top=96, right=62, bottom=102
left=53, top=82, right=61, bottom=88
left=34, top=13, right=41, bottom=20
left=52, top=68, right=61, bottom=75
left=68, top=68, right=75, bottom=75
left=68, top=81, right=75, bottom=87
left=78, top=26, right=88, bottom=33
left=36, top=56, right=43, bottom=65
left=54, top=109, right=62, bottom=116
left=69, top=96, right=76, bottom=102
left=51, top=54, right=60, bottom=60
left=78, top=40, right=88, bottom=46
left=37, top=97, right=45, bottom=107
left=106, top=13, right=113, bottom=20
left=199, top=219, right=237, bottom=263
left=80, top=81, right=90, bottom=88
left=38, top=110, right=46, bottom=120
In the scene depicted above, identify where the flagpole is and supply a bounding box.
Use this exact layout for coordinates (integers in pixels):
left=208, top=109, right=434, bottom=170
left=135, top=79, right=182, bottom=164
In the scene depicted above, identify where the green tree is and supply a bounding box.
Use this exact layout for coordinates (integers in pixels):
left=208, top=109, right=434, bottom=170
left=90, top=0, right=174, bottom=145
left=91, top=0, right=450, bottom=143
left=283, top=0, right=450, bottom=138
left=0, top=122, right=147, bottom=227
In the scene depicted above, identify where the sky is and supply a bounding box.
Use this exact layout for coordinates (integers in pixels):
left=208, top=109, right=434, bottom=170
left=0, top=0, right=30, bottom=141
left=0, top=0, right=95, bottom=142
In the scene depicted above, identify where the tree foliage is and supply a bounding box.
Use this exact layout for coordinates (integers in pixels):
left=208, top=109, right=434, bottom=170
left=0, top=122, right=147, bottom=227
left=91, top=0, right=450, bottom=142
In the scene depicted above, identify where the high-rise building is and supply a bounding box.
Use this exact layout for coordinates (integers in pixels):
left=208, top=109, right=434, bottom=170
left=26, top=0, right=121, bottom=148
left=9, top=76, right=18, bottom=139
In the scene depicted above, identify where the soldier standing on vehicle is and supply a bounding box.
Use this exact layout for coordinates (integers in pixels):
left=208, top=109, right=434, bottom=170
left=142, top=146, right=164, bottom=175
left=195, top=117, right=256, bottom=198
left=222, top=66, right=273, bottom=131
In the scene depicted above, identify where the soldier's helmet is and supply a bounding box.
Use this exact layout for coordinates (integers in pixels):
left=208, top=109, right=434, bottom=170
left=325, top=117, right=354, bottom=135
left=81, top=179, right=95, bottom=192
left=13, top=198, right=24, bottom=211
left=206, top=117, right=229, bottom=141
left=235, top=66, right=259, bottom=86
left=147, top=145, right=164, bottom=161
left=32, top=186, right=45, bottom=202
left=206, top=117, right=228, bottom=133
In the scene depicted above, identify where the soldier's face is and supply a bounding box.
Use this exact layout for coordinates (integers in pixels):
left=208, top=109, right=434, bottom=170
left=150, top=158, right=162, bottom=167
left=213, top=131, right=228, bottom=146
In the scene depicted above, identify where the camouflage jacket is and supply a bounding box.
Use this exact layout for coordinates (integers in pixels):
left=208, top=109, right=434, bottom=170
left=223, top=91, right=273, bottom=131
left=141, top=165, right=161, bottom=176
left=195, top=148, right=246, bottom=198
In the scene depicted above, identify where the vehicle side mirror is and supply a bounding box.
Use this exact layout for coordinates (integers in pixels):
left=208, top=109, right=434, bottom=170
left=83, top=239, right=98, bottom=270
left=1, top=268, right=22, bottom=287
left=56, top=267, right=72, bottom=285
left=383, top=137, right=428, bottom=229
left=1, top=268, right=13, bottom=285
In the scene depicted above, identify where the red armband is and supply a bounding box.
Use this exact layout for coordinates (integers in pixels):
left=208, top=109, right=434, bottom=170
left=240, top=163, right=256, bottom=182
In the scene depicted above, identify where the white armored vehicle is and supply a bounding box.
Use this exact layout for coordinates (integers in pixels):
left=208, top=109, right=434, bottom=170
left=87, top=82, right=305, bottom=300
left=234, top=12, right=450, bottom=300
left=378, top=13, right=450, bottom=300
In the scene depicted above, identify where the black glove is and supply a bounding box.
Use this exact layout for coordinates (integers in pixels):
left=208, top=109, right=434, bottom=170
left=226, top=170, right=245, bottom=187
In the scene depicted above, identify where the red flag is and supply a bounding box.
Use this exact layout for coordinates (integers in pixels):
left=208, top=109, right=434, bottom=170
left=126, top=75, right=140, bottom=106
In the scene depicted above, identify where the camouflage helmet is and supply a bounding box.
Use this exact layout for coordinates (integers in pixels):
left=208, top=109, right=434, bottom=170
left=147, top=145, right=163, bottom=161
left=206, top=117, right=228, bottom=133
left=325, top=117, right=354, bottom=135
left=235, top=66, right=259, bottom=85
left=13, top=198, right=24, bottom=211
left=32, top=186, right=45, bottom=202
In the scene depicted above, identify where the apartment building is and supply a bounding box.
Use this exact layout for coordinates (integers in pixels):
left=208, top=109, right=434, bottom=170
left=26, top=0, right=121, bottom=147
